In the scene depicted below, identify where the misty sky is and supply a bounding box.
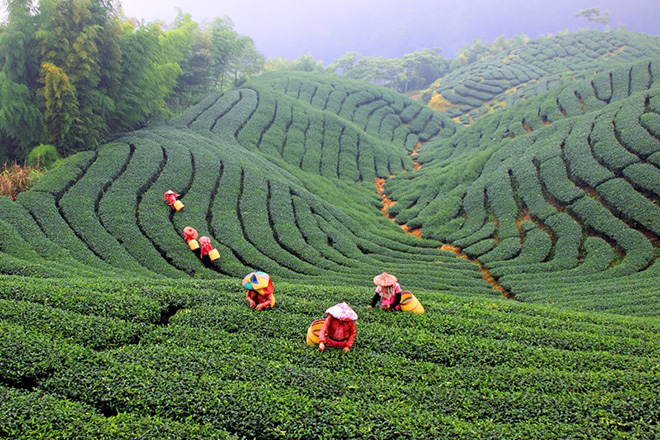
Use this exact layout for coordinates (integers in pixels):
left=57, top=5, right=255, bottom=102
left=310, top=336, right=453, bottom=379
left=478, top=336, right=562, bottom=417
left=3, top=1, right=660, bottom=63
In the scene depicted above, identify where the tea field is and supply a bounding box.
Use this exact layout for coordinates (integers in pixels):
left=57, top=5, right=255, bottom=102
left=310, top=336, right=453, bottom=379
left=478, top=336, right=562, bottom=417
left=1, top=29, right=660, bottom=438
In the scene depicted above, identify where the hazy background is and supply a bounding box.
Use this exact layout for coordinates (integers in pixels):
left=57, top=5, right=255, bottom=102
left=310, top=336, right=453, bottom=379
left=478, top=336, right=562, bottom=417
left=116, top=0, right=660, bottom=63
left=1, top=1, right=659, bottom=63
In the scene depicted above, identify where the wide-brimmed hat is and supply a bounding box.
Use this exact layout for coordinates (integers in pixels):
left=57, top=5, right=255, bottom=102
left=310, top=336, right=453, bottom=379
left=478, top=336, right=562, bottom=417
left=325, top=302, right=358, bottom=321
left=373, top=272, right=397, bottom=286
left=242, top=271, right=274, bottom=294
left=183, top=226, right=198, bottom=240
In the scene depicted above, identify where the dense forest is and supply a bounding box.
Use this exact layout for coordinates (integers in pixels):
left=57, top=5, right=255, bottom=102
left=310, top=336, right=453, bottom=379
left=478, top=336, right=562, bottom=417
left=0, top=0, right=460, bottom=165
left=0, top=0, right=263, bottom=162
left=1, top=1, right=660, bottom=438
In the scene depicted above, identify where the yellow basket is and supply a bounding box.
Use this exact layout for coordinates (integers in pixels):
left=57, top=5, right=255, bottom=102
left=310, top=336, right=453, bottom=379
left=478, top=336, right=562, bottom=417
left=188, top=239, right=200, bottom=251
left=173, top=200, right=184, bottom=211
left=208, top=248, right=220, bottom=261
left=306, top=318, right=326, bottom=345
left=400, top=292, right=425, bottom=314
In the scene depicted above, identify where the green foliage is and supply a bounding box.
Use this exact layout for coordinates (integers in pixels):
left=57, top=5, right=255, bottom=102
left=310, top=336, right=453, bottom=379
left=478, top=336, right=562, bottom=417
left=0, top=277, right=658, bottom=438
left=325, top=48, right=450, bottom=94
left=0, top=29, right=660, bottom=439
left=0, top=1, right=265, bottom=162
left=26, top=143, right=58, bottom=168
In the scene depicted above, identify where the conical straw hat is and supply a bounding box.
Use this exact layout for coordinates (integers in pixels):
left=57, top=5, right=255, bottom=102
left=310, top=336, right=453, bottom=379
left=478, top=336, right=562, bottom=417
left=373, top=272, right=397, bottom=286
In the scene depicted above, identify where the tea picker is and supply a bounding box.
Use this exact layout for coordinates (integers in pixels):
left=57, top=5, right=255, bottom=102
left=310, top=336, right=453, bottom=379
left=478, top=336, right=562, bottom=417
left=369, top=272, right=402, bottom=310
left=370, top=272, right=424, bottom=313
left=199, top=236, right=220, bottom=268
left=318, top=302, right=357, bottom=353
left=164, top=190, right=184, bottom=211
left=183, top=226, right=201, bottom=257
left=242, top=271, right=276, bottom=310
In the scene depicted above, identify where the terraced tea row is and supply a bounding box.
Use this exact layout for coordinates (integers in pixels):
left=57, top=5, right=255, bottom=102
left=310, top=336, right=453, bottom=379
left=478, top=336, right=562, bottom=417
left=1, top=276, right=658, bottom=438
left=432, top=29, right=660, bottom=123
left=416, top=58, right=660, bottom=166
left=0, top=103, right=492, bottom=295
left=385, top=67, right=660, bottom=313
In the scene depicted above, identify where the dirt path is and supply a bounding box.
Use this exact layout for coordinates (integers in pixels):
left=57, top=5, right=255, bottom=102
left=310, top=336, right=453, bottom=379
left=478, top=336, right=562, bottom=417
left=440, top=244, right=513, bottom=299
left=375, top=158, right=512, bottom=298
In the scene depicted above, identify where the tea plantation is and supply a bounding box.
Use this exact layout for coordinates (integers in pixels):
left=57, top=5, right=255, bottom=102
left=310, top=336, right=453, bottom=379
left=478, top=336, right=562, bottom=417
left=1, top=30, right=659, bottom=438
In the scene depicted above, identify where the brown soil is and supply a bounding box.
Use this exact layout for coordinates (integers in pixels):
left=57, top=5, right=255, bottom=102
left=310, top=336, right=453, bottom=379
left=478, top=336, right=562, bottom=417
left=401, top=224, right=422, bottom=238
left=516, top=212, right=532, bottom=232
left=578, top=96, right=587, bottom=113
left=375, top=176, right=423, bottom=236
left=375, top=149, right=512, bottom=300
left=440, top=244, right=513, bottom=299
left=411, top=142, right=423, bottom=170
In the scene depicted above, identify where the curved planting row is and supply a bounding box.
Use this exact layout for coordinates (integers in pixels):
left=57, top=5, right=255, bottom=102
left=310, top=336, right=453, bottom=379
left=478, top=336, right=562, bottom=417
left=0, top=79, right=492, bottom=296
left=417, top=58, right=660, bottom=167
left=262, top=71, right=459, bottom=146
left=432, top=29, right=660, bottom=123
left=392, top=59, right=660, bottom=240
left=232, top=83, right=412, bottom=182
left=386, top=75, right=660, bottom=312
left=1, top=277, right=659, bottom=438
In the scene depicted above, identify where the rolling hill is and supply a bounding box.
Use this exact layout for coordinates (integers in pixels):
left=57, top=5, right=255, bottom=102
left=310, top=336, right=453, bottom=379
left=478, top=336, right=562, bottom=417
left=1, top=29, right=659, bottom=438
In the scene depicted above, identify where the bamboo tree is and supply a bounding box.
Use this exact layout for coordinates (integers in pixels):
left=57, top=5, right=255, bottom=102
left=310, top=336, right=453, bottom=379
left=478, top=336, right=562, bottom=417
left=0, top=0, right=45, bottom=158
left=110, top=21, right=183, bottom=131
left=37, top=62, right=79, bottom=152
left=36, top=0, right=116, bottom=151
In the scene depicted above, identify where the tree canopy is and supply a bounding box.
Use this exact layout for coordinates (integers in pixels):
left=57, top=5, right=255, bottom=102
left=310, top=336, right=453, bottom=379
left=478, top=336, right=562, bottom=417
left=0, top=0, right=264, bottom=162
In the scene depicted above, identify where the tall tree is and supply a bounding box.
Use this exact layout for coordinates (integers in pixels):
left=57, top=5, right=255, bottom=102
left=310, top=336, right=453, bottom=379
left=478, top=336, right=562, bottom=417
left=207, top=16, right=261, bottom=92
left=36, top=0, right=116, bottom=151
left=401, top=48, right=448, bottom=93
left=37, top=62, right=79, bottom=152
left=574, top=7, right=610, bottom=30
left=0, top=0, right=45, bottom=158
left=0, top=1, right=263, bottom=160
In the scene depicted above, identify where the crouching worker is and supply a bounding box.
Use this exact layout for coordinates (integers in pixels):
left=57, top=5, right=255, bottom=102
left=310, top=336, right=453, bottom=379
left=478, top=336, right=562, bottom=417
left=183, top=226, right=201, bottom=257
left=319, top=302, right=357, bottom=353
left=199, top=236, right=220, bottom=268
left=242, top=271, right=275, bottom=310
left=164, top=190, right=183, bottom=211
left=369, top=272, right=402, bottom=311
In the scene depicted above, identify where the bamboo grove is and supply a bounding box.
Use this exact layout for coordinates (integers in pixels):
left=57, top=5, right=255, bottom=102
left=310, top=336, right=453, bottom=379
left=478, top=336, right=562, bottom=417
left=0, top=0, right=263, bottom=161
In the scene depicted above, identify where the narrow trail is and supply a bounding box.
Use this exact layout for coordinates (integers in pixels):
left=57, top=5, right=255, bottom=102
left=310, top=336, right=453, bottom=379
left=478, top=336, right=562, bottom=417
left=375, top=143, right=513, bottom=299
left=439, top=244, right=513, bottom=299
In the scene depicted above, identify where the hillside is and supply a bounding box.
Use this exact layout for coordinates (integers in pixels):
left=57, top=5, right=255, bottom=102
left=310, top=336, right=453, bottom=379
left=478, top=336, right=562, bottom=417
left=430, top=29, right=660, bottom=124
left=1, top=29, right=660, bottom=438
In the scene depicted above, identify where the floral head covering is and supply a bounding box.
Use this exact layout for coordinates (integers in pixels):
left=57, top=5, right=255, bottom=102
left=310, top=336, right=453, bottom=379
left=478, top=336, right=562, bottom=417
left=325, top=302, right=358, bottom=321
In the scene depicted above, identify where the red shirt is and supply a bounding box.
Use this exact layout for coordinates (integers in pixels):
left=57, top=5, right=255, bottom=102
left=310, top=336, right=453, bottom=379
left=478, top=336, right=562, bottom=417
left=246, top=290, right=273, bottom=309
left=319, top=315, right=356, bottom=349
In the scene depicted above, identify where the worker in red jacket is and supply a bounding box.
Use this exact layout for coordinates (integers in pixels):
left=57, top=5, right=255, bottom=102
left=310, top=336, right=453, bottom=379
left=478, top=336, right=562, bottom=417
left=319, top=302, right=357, bottom=353
left=199, top=236, right=214, bottom=268
left=163, top=190, right=181, bottom=209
